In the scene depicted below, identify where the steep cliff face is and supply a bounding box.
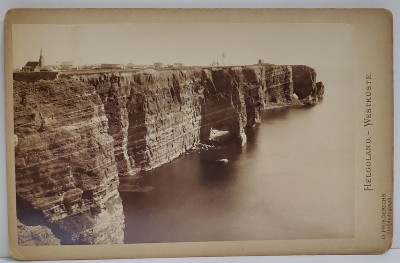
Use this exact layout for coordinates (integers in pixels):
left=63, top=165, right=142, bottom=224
left=291, top=65, right=317, bottom=100
left=17, top=220, right=61, bottom=245
left=71, top=64, right=314, bottom=172
left=14, top=64, right=323, bottom=245
left=316, top=82, right=325, bottom=101
left=74, top=70, right=205, bottom=172
left=199, top=65, right=294, bottom=145
left=14, top=80, right=124, bottom=245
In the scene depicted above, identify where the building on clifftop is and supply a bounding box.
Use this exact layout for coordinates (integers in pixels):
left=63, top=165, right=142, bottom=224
left=21, top=49, right=46, bottom=72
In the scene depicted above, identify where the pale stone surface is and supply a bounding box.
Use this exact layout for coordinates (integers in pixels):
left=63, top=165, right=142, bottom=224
left=17, top=220, right=61, bottom=246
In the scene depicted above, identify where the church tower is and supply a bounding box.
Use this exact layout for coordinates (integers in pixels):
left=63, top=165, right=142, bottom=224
left=39, top=48, right=45, bottom=67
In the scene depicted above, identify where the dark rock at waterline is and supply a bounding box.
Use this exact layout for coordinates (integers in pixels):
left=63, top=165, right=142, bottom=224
left=216, top=159, right=229, bottom=164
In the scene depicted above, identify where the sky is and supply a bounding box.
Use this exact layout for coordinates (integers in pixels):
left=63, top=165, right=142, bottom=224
left=12, top=23, right=355, bottom=81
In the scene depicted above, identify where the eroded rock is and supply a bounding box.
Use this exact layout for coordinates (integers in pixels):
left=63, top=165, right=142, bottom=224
left=17, top=220, right=61, bottom=246
left=14, top=64, right=323, bottom=245
left=14, top=80, right=124, bottom=244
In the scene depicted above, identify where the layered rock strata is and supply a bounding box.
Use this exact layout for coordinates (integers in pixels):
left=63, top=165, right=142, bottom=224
left=14, top=64, right=324, bottom=245
left=14, top=80, right=124, bottom=245
left=17, top=220, right=61, bottom=245
left=70, top=64, right=320, bottom=173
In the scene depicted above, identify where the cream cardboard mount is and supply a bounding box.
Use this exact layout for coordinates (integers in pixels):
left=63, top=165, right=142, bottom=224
left=4, top=8, right=393, bottom=260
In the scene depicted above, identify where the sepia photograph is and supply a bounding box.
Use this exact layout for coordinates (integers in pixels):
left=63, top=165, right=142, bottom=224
left=11, top=21, right=357, bottom=246
left=3, top=7, right=395, bottom=260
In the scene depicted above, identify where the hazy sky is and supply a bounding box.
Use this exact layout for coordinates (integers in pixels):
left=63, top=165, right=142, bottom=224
left=13, top=23, right=355, bottom=79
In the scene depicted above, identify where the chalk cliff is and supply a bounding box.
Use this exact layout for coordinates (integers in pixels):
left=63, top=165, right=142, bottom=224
left=13, top=64, right=323, bottom=245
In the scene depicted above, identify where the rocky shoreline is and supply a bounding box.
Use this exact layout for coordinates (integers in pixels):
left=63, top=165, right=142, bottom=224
left=13, top=64, right=324, bottom=245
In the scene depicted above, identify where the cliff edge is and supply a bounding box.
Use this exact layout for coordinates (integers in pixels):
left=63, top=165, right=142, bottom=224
left=13, top=64, right=324, bottom=244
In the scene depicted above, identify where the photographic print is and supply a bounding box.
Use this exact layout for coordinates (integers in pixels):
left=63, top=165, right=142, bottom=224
left=5, top=9, right=393, bottom=259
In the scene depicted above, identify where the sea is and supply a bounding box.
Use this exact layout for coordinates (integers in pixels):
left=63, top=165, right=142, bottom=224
left=120, top=73, right=355, bottom=243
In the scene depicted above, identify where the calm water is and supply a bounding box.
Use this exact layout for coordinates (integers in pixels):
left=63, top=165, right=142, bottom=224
left=120, top=79, right=355, bottom=243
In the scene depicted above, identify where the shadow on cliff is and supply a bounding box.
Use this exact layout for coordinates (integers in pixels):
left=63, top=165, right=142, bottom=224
left=17, top=195, right=78, bottom=245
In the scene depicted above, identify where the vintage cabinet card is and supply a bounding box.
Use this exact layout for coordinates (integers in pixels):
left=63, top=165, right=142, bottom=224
left=4, top=8, right=393, bottom=260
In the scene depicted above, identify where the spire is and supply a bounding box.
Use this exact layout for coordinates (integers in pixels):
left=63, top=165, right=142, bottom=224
left=39, top=48, right=44, bottom=67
